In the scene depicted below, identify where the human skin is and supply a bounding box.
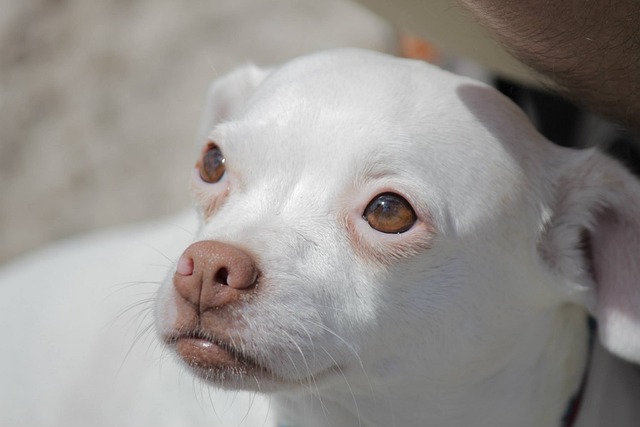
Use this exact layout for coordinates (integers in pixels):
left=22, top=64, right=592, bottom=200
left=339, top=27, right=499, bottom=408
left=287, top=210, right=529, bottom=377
left=457, top=0, right=640, bottom=131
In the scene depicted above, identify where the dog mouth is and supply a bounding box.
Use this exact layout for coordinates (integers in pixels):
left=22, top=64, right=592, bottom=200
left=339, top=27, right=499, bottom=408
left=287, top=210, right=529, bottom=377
left=165, top=331, right=269, bottom=379
left=164, top=330, right=344, bottom=390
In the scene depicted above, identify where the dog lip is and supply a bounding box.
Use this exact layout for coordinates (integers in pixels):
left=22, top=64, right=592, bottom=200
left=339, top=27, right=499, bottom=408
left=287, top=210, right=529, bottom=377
left=166, top=332, right=266, bottom=373
left=164, top=332, right=343, bottom=389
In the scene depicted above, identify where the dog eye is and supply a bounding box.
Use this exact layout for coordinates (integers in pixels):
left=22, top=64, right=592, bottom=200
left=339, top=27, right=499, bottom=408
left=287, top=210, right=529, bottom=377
left=199, top=143, right=226, bottom=183
left=363, top=193, right=417, bottom=234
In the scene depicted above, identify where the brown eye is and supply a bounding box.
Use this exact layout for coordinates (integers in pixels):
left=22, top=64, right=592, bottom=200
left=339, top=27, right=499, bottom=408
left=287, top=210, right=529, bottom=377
left=363, top=192, right=417, bottom=234
left=199, top=144, right=225, bottom=183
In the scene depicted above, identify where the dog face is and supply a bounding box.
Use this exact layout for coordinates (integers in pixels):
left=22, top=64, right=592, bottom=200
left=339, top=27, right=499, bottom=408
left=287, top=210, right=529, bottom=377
left=155, top=49, right=640, bottom=399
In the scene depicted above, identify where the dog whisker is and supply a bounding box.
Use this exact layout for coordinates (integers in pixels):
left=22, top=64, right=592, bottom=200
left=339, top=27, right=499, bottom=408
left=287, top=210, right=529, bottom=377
left=284, top=324, right=331, bottom=419
left=205, top=382, right=227, bottom=425
left=108, top=296, right=155, bottom=326
left=319, top=345, right=362, bottom=427
left=116, top=320, right=156, bottom=378
left=141, top=244, right=178, bottom=266
left=306, top=303, right=351, bottom=313
left=237, top=389, right=259, bottom=427
left=166, top=221, right=198, bottom=239
left=106, top=279, right=162, bottom=292
left=300, top=318, right=374, bottom=397
left=278, top=327, right=327, bottom=409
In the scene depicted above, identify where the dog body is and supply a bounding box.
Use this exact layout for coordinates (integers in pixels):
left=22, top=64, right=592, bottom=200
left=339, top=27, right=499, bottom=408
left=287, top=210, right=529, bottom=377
left=2, top=49, right=639, bottom=426
left=155, top=49, right=640, bottom=426
left=0, top=215, right=274, bottom=426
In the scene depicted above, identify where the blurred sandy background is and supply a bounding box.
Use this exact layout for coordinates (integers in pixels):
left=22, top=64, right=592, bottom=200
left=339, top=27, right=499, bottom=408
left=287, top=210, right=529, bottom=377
left=0, top=0, right=398, bottom=262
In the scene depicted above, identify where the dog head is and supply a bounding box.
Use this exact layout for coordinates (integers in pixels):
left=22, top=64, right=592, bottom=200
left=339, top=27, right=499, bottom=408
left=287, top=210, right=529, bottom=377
left=155, top=49, right=640, bottom=405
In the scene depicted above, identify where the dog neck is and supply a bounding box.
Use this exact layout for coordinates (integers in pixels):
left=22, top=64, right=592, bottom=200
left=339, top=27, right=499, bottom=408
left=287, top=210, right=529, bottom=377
left=274, top=305, right=591, bottom=427
left=573, top=340, right=640, bottom=427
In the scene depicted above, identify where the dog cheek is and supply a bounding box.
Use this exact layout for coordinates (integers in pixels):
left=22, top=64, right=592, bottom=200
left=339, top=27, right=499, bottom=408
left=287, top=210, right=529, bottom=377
left=250, top=253, right=373, bottom=375
left=189, top=171, right=231, bottom=221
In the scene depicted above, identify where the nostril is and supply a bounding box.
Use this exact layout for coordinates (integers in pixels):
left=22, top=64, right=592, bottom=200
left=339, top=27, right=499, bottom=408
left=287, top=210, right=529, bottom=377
left=214, top=267, right=229, bottom=286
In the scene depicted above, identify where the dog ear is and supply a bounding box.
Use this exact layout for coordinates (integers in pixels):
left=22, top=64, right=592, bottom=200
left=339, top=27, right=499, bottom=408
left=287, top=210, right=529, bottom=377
left=197, top=64, right=271, bottom=142
left=541, top=149, right=640, bottom=363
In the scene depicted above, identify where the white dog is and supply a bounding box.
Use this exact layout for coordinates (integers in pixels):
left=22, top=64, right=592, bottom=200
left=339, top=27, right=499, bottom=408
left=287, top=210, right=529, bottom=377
left=154, top=48, right=640, bottom=427
left=3, top=49, right=640, bottom=427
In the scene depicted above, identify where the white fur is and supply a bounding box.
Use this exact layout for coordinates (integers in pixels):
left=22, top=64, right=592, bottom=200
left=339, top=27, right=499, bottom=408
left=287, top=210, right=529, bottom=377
left=156, top=49, right=640, bottom=427
left=2, top=49, right=639, bottom=426
left=0, top=214, right=273, bottom=426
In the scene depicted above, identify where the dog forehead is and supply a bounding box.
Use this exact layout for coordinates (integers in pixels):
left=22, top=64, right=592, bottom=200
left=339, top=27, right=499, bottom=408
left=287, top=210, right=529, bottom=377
left=223, top=50, right=490, bottom=173
left=213, top=50, right=550, bottom=234
left=236, top=49, right=542, bottom=164
left=245, top=49, right=463, bottom=127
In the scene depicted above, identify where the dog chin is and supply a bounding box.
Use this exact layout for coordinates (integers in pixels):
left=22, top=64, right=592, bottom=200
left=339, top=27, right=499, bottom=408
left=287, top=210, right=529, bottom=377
left=166, top=334, right=342, bottom=392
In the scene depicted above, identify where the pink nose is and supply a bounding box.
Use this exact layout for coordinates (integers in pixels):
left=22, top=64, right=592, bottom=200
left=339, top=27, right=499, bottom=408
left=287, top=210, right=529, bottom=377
left=174, top=240, right=258, bottom=311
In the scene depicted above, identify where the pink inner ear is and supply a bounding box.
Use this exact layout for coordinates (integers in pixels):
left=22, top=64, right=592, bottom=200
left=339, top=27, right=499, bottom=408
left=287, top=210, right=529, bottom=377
left=591, top=210, right=640, bottom=363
